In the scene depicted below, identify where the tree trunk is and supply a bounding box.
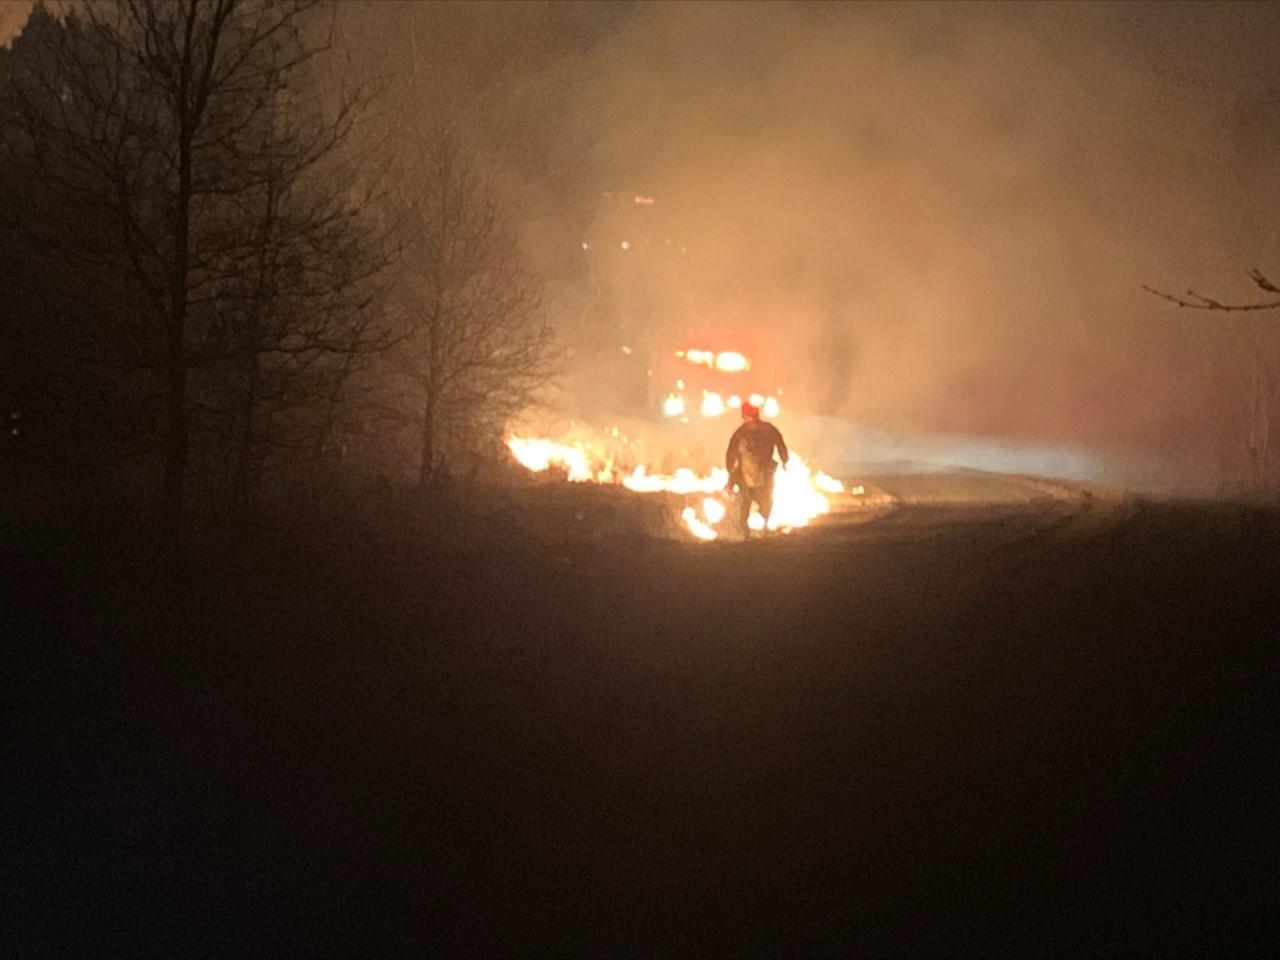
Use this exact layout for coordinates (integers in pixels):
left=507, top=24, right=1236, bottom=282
left=229, top=350, right=260, bottom=513
left=162, top=322, right=188, bottom=543
left=313, top=348, right=356, bottom=464
left=418, top=392, right=435, bottom=490
left=231, top=158, right=279, bottom=514
left=163, top=127, right=193, bottom=546
left=419, top=294, right=443, bottom=490
left=1262, top=362, right=1277, bottom=490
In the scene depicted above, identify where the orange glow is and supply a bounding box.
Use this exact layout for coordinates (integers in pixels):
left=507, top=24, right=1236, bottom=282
left=507, top=433, right=844, bottom=542
left=506, top=437, right=616, bottom=483
left=681, top=506, right=717, bottom=540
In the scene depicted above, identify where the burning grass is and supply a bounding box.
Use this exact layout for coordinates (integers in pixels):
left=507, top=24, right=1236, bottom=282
left=507, top=431, right=847, bottom=541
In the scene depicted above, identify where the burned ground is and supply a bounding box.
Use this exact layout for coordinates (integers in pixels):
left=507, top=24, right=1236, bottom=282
left=4, top=477, right=1278, bottom=955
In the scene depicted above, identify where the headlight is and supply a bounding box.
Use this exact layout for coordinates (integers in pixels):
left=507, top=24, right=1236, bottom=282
left=715, top=351, right=750, bottom=372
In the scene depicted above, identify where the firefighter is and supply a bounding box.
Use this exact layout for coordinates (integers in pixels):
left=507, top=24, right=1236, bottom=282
left=725, top=401, right=789, bottom=536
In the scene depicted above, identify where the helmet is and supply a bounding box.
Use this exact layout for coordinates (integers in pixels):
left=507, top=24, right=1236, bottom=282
left=740, top=401, right=760, bottom=421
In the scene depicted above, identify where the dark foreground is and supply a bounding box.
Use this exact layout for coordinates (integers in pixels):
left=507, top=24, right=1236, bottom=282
left=5, top=477, right=1278, bottom=955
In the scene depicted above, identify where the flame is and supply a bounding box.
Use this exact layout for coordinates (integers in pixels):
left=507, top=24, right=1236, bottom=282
left=623, top=465, right=728, bottom=495
left=701, top=391, right=726, bottom=417
left=627, top=454, right=842, bottom=538
left=506, top=436, right=622, bottom=484
left=507, top=436, right=594, bottom=482
left=681, top=506, right=718, bottom=541
left=814, top=471, right=844, bottom=495
left=767, top=455, right=839, bottom=528
left=508, top=432, right=845, bottom=542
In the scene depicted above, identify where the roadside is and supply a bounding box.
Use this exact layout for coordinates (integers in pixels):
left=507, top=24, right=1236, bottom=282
left=4, top=477, right=1278, bottom=955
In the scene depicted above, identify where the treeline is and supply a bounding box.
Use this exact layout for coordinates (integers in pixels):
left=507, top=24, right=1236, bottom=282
left=0, top=1, right=555, bottom=540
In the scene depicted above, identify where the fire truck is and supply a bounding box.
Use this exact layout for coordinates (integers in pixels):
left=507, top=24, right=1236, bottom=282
left=569, top=192, right=792, bottom=469
left=652, top=346, right=781, bottom=423
left=649, top=325, right=786, bottom=425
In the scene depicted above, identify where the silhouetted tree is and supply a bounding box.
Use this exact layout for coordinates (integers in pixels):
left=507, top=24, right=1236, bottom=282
left=181, top=65, right=393, bottom=513
left=0, top=0, right=390, bottom=537
left=365, top=133, right=556, bottom=491
left=0, top=4, right=162, bottom=484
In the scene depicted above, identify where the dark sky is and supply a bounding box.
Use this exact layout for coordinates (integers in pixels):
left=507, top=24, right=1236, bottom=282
left=9, top=1, right=1280, bottom=486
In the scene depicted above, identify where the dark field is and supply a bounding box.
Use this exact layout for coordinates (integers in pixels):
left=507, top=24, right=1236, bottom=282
left=5, top=475, right=1278, bottom=955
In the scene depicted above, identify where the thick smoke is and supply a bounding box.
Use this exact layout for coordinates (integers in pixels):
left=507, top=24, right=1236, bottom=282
left=526, top=1, right=1280, bottom=488
left=9, top=1, right=1280, bottom=488
left=0, top=4, right=29, bottom=45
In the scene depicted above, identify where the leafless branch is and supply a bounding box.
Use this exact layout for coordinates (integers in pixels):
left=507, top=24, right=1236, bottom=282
left=1143, top=268, right=1280, bottom=313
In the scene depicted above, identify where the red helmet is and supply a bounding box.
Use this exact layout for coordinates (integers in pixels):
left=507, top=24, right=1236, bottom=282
left=740, top=401, right=760, bottom=420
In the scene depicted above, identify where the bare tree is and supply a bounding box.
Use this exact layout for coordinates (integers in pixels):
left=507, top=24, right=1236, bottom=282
left=186, top=70, right=393, bottom=512
left=1146, top=270, right=1280, bottom=490
left=0, top=5, right=165, bottom=470
left=0, top=0, right=389, bottom=538
left=368, top=132, right=556, bottom=491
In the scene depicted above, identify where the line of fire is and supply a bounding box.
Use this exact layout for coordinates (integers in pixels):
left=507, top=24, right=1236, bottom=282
left=506, top=189, right=857, bottom=540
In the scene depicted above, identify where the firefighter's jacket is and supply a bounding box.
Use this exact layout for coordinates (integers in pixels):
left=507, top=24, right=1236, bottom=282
left=726, top=420, right=789, bottom=489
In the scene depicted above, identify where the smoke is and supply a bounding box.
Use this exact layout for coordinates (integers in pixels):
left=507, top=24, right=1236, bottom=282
left=0, top=2, right=78, bottom=46
left=1, top=2, right=37, bottom=46
left=0, top=4, right=26, bottom=44
left=10, top=1, right=1280, bottom=488
left=499, top=0, right=1280, bottom=489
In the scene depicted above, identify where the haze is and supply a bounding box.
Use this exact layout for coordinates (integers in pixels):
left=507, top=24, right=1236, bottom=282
left=10, top=0, right=1280, bottom=488
left=7, top=5, right=1279, bottom=953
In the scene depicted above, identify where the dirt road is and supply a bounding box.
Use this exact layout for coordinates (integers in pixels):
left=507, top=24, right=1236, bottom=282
left=6, top=474, right=1278, bottom=955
